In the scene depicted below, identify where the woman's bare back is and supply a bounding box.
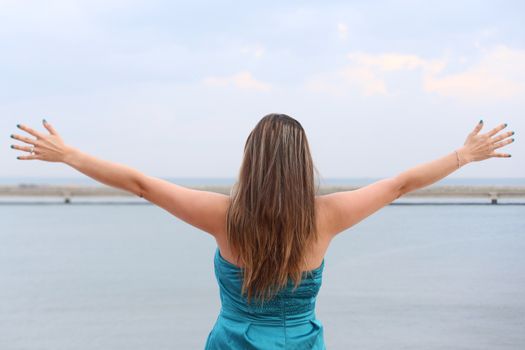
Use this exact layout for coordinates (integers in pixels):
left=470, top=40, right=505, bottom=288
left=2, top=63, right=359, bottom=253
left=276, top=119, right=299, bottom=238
left=214, top=177, right=404, bottom=272
left=214, top=196, right=340, bottom=272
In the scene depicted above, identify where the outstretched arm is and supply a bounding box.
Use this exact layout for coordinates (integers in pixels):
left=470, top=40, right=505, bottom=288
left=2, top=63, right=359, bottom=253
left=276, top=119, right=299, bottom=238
left=317, top=120, right=515, bottom=239
left=64, top=147, right=230, bottom=235
left=11, top=120, right=143, bottom=196
left=10, top=119, right=229, bottom=237
left=62, top=147, right=144, bottom=197
left=397, top=120, right=514, bottom=196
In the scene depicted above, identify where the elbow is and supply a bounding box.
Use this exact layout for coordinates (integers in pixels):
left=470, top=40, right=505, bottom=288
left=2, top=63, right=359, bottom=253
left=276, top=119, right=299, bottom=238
left=392, top=175, right=407, bottom=199
left=131, top=182, right=144, bottom=198
left=134, top=173, right=147, bottom=199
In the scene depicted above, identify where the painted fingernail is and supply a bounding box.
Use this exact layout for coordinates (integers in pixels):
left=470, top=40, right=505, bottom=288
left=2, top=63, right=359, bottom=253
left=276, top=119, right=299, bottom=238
left=504, top=123, right=507, bottom=127
left=10, top=145, right=14, bottom=149
left=16, top=124, right=20, bottom=128
left=509, top=154, right=512, bottom=157
left=512, top=138, right=515, bottom=142
left=512, top=131, right=515, bottom=135
left=10, top=134, right=14, bottom=138
left=479, top=119, right=483, bottom=124
left=43, top=118, right=47, bottom=124
left=16, top=156, right=20, bottom=159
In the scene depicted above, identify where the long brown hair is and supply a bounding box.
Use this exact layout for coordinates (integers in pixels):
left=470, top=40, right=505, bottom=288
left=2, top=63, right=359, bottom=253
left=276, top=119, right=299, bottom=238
left=226, top=113, right=321, bottom=305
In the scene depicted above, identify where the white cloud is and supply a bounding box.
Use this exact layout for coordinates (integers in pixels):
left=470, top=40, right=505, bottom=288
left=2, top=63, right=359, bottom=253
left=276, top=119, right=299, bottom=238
left=203, top=71, right=271, bottom=91
left=423, top=45, right=525, bottom=100
left=306, top=45, right=525, bottom=101
left=305, top=66, right=388, bottom=97
left=305, top=52, right=430, bottom=97
left=341, top=67, right=388, bottom=96
left=346, top=52, right=444, bottom=73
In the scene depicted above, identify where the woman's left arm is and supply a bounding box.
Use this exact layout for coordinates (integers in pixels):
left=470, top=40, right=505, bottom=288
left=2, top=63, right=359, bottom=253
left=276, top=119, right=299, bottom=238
left=62, top=146, right=143, bottom=197
left=11, top=120, right=229, bottom=237
left=65, top=148, right=229, bottom=236
left=11, top=120, right=144, bottom=197
left=64, top=148, right=229, bottom=237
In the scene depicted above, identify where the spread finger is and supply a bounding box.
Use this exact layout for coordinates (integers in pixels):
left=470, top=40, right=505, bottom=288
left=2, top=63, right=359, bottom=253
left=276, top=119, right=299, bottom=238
left=16, top=124, right=45, bottom=139
left=10, top=134, right=38, bottom=145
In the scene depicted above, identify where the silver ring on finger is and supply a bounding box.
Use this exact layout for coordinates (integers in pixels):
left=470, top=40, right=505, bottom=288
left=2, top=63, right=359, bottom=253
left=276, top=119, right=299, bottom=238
left=30, top=146, right=35, bottom=155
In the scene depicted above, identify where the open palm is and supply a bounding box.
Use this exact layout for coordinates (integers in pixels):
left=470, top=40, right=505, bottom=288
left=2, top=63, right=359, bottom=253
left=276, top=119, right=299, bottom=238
left=462, top=121, right=515, bottom=162
left=10, top=119, right=70, bottom=162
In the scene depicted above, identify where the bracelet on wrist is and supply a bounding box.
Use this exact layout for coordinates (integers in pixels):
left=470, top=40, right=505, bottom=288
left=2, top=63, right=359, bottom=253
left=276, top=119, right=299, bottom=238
left=454, top=149, right=466, bottom=168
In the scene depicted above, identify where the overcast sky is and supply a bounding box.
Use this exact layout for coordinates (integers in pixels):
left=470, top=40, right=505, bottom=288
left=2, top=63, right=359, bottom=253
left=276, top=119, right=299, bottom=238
left=1, top=0, right=523, bottom=181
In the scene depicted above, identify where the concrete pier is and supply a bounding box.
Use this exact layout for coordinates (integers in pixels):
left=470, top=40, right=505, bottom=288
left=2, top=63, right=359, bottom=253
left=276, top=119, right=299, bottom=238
left=1, top=184, right=524, bottom=204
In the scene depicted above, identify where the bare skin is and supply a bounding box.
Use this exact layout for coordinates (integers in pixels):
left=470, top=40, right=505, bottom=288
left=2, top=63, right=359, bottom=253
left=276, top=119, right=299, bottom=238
left=10, top=119, right=515, bottom=272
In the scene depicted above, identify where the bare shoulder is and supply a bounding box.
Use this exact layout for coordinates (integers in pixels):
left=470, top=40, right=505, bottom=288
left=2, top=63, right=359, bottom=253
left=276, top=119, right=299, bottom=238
left=315, top=177, right=403, bottom=239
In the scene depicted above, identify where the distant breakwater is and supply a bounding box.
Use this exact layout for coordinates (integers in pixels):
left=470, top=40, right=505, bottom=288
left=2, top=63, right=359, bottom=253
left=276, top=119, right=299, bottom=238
left=1, top=184, right=525, bottom=205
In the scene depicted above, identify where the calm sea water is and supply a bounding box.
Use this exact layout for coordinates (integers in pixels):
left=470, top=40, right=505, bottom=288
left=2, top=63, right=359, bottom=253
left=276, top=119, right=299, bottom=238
left=1, top=203, right=524, bottom=349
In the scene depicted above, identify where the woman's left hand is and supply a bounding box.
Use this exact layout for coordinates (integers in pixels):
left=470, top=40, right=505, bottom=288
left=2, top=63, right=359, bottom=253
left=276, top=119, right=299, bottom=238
left=10, top=119, right=72, bottom=163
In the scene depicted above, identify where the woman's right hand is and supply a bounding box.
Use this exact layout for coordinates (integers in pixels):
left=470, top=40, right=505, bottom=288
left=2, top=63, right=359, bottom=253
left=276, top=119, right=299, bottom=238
left=459, top=120, right=515, bottom=164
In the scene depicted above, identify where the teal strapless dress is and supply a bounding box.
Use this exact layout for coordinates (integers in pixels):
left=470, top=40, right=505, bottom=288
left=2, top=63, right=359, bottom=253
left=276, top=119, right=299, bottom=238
left=205, top=247, right=326, bottom=349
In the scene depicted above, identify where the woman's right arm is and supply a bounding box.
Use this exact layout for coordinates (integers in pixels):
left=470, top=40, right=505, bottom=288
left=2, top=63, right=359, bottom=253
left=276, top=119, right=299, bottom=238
left=395, top=149, right=467, bottom=197
left=396, top=121, right=514, bottom=196
left=319, top=120, right=514, bottom=238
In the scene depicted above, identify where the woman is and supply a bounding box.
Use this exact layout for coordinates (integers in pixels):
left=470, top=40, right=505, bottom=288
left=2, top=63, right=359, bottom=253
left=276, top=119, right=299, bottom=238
left=10, top=114, right=514, bottom=349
